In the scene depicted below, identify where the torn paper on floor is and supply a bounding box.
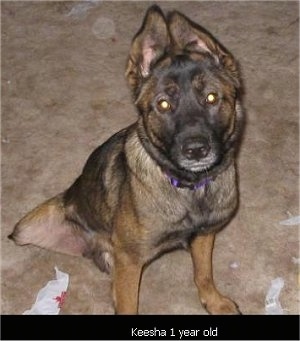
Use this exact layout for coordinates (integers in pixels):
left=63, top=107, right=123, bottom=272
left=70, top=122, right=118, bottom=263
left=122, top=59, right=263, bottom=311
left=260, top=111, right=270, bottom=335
left=279, top=215, right=300, bottom=226
left=23, top=267, right=69, bottom=315
left=265, top=277, right=286, bottom=315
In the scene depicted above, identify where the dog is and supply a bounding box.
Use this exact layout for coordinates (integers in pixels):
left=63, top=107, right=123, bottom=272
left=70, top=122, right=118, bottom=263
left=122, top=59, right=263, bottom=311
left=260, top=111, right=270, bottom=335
left=9, top=5, right=244, bottom=314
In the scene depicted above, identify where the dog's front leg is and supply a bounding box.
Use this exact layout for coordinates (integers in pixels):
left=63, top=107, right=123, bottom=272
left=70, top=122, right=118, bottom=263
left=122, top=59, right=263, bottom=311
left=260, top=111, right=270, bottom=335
left=191, top=233, right=240, bottom=314
left=112, top=250, right=142, bottom=314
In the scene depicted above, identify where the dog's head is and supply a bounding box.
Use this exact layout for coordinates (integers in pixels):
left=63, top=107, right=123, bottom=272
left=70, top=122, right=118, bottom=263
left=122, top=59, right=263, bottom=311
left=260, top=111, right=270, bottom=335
left=126, top=5, right=244, bottom=184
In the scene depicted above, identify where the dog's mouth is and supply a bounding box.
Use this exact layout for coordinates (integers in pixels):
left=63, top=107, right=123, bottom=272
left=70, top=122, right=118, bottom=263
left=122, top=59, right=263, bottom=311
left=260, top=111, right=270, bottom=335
left=177, top=158, right=217, bottom=173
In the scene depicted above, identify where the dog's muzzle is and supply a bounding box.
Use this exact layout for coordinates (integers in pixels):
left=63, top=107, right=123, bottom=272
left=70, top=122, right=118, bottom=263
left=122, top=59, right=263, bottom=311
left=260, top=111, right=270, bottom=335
left=172, top=131, right=219, bottom=172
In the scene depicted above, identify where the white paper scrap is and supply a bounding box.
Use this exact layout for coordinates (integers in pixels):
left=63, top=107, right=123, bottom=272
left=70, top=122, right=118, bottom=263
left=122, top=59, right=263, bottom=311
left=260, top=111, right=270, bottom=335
left=23, top=267, right=69, bottom=315
left=279, top=215, right=300, bottom=226
left=265, top=277, right=286, bottom=315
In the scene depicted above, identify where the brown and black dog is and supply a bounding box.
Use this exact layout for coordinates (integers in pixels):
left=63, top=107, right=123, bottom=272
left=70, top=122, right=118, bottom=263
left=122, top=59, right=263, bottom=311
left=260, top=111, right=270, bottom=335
left=9, top=5, right=244, bottom=314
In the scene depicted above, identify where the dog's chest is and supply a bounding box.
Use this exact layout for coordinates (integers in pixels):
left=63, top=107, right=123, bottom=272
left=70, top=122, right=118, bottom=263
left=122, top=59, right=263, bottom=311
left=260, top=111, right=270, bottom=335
left=156, top=189, right=214, bottom=230
left=140, top=177, right=237, bottom=252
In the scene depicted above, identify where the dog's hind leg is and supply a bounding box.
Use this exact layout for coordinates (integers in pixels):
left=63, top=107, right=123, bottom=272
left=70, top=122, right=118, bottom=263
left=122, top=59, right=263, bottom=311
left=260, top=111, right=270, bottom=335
left=9, top=194, right=88, bottom=256
left=191, top=233, right=241, bottom=314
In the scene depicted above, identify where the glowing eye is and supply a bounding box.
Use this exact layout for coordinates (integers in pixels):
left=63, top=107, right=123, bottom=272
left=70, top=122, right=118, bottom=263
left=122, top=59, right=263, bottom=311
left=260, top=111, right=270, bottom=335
left=206, top=93, right=218, bottom=104
left=157, top=99, right=171, bottom=112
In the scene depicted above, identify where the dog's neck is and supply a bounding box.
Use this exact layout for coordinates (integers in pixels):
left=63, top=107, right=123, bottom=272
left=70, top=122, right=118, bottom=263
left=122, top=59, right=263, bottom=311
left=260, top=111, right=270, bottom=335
left=165, top=173, right=213, bottom=190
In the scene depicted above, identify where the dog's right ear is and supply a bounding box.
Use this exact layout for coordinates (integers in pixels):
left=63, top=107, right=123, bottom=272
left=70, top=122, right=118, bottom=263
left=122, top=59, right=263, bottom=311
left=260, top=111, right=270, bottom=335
left=125, top=5, right=169, bottom=97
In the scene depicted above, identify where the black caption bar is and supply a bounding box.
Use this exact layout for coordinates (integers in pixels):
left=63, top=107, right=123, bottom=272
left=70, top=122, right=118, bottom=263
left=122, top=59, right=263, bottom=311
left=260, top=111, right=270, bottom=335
left=1, top=315, right=299, bottom=340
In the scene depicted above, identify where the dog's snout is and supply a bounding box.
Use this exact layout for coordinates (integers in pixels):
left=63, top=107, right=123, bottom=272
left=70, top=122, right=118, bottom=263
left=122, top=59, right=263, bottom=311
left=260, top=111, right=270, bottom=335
left=181, top=137, right=210, bottom=160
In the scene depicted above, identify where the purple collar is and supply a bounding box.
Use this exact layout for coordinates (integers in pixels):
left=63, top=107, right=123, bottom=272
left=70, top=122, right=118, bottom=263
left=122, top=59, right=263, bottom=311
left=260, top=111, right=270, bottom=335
left=166, top=174, right=212, bottom=190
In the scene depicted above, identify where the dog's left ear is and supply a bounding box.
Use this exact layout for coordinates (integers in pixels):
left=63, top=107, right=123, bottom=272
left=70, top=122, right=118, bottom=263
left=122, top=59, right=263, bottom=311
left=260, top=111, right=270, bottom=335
left=168, top=11, right=240, bottom=87
left=126, top=5, right=169, bottom=97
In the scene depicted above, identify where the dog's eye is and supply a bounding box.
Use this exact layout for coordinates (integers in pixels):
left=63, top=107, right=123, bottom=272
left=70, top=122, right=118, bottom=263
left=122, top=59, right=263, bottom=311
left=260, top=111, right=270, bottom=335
left=157, top=99, right=171, bottom=112
left=206, top=93, right=218, bottom=105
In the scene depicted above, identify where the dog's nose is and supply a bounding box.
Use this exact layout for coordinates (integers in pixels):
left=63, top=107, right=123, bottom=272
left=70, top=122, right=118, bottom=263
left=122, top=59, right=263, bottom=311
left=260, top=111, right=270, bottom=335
left=181, top=137, right=210, bottom=160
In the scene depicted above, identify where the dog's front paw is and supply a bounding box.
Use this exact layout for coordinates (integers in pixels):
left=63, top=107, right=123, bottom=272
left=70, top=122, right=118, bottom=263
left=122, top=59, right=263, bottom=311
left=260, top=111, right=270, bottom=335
left=201, top=295, right=241, bottom=315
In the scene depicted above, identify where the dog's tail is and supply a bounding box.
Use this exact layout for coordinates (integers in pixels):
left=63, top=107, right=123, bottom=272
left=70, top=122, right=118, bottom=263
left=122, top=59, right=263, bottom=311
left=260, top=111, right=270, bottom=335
left=8, top=194, right=87, bottom=256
